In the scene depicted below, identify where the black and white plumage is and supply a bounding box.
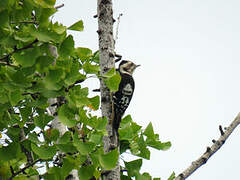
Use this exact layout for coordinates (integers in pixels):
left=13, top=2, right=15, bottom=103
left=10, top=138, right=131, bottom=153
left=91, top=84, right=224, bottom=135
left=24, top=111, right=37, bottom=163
left=113, top=60, right=140, bottom=134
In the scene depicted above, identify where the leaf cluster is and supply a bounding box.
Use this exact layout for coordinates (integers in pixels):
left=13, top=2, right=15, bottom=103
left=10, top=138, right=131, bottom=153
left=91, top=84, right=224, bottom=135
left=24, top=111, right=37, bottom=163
left=119, top=115, right=172, bottom=179
left=0, top=0, right=172, bottom=179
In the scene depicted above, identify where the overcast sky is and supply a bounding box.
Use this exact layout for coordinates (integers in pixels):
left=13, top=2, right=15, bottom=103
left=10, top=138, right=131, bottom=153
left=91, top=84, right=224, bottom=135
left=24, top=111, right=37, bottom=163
left=55, top=1, right=240, bottom=179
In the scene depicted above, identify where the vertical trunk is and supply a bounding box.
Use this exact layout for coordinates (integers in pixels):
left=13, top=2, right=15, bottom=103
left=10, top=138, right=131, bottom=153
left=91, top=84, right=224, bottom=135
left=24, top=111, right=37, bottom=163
left=97, top=0, right=120, bottom=179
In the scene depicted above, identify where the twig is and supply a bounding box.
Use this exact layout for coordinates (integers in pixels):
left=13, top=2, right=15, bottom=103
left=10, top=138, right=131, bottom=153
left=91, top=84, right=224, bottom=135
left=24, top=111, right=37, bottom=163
left=10, top=21, right=38, bottom=25
left=8, top=159, right=41, bottom=180
left=0, top=61, right=18, bottom=67
left=114, top=13, right=123, bottom=43
left=175, top=113, right=240, bottom=180
left=20, top=128, right=34, bottom=165
left=0, top=39, right=38, bottom=62
left=114, top=53, right=122, bottom=63
left=65, top=79, right=85, bottom=92
left=10, top=166, right=14, bottom=175
left=54, top=4, right=64, bottom=9
left=219, top=125, right=224, bottom=136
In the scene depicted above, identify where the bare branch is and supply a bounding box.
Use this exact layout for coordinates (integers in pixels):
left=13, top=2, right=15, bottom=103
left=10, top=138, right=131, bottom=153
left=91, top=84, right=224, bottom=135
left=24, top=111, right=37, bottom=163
left=175, top=113, right=240, bottom=180
left=10, top=21, right=38, bottom=25
left=114, top=13, right=123, bottom=43
left=55, top=4, right=64, bottom=9
left=0, top=39, right=38, bottom=62
left=8, top=159, right=41, bottom=180
left=0, top=61, right=18, bottom=67
left=20, top=128, right=34, bottom=165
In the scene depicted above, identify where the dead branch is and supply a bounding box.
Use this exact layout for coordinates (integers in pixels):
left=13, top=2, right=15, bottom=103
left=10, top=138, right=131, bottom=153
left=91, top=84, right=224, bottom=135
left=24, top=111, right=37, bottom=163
left=175, top=113, right=240, bottom=180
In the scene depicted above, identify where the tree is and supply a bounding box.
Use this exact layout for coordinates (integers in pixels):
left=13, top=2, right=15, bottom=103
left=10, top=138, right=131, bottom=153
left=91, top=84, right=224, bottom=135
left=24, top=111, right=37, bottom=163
left=2, top=1, right=238, bottom=180
left=0, top=1, right=170, bottom=179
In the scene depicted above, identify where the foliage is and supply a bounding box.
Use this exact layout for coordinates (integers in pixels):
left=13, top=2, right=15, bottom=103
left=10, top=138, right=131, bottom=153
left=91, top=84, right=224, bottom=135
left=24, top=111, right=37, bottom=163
left=0, top=0, right=171, bottom=179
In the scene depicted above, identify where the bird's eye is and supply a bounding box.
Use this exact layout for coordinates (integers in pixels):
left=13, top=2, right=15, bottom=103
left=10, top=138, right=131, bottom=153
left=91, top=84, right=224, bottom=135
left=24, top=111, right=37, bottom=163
left=123, top=67, right=128, bottom=72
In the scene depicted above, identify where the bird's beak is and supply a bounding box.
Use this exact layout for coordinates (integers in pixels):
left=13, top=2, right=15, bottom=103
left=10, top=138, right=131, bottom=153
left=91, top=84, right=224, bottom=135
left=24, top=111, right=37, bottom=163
left=136, top=64, right=141, bottom=68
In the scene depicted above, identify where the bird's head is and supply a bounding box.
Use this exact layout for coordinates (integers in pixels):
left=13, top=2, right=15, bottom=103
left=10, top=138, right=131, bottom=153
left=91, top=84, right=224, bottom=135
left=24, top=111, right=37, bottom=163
left=118, top=60, right=140, bottom=75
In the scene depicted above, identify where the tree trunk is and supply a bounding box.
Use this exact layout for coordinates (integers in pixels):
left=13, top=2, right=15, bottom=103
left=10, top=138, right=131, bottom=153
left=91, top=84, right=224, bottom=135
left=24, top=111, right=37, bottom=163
left=97, top=0, right=120, bottom=179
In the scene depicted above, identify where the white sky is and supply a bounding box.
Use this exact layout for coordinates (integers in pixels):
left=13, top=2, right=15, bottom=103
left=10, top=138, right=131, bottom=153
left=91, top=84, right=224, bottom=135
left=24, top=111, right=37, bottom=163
left=55, top=1, right=240, bottom=179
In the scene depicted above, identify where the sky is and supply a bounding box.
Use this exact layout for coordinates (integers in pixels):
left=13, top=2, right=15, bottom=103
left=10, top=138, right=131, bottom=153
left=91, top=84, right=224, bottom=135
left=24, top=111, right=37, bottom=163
left=55, top=1, right=240, bottom=179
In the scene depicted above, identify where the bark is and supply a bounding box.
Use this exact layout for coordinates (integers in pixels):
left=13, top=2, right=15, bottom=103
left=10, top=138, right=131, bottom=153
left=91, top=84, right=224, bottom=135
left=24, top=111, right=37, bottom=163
left=175, top=113, right=240, bottom=180
left=97, top=0, right=120, bottom=179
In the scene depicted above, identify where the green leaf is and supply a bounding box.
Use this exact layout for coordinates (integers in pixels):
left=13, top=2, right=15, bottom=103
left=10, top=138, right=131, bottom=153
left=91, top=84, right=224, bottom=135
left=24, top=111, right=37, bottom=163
left=34, top=0, right=56, bottom=8
left=0, top=143, right=21, bottom=161
left=91, top=51, right=100, bottom=63
left=30, top=28, right=61, bottom=42
left=104, top=72, right=121, bottom=92
left=167, top=172, right=175, bottom=180
left=0, top=10, right=9, bottom=27
left=64, top=61, right=85, bottom=86
left=88, top=96, right=100, bottom=110
left=61, top=158, right=75, bottom=178
left=135, top=172, right=152, bottom=180
left=36, top=8, right=56, bottom=28
left=52, top=22, right=66, bottom=34
left=58, top=104, right=77, bottom=128
left=14, top=32, right=35, bottom=42
left=153, top=178, right=161, bottom=180
left=132, top=135, right=150, bottom=160
left=119, top=125, right=133, bottom=140
left=34, top=114, right=53, bottom=129
left=28, top=132, right=42, bottom=144
left=9, top=70, right=32, bottom=88
left=95, top=117, right=108, bottom=131
left=102, top=68, right=116, bottom=78
left=0, top=91, right=8, bottom=104
left=44, top=68, right=65, bottom=90
left=44, top=128, right=60, bottom=142
left=67, top=86, right=90, bottom=108
left=143, top=122, right=154, bottom=138
left=8, top=90, right=23, bottom=106
left=46, top=69, right=64, bottom=82
left=121, top=115, right=133, bottom=126
left=7, top=127, right=21, bottom=142
left=159, top=141, right=171, bottom=151
left=19, top=106, right=32, bottom=122
left=36, top=56, right=54, bottom=73
left=89, top=132, right=103, bottom=144
left=73, top=134, right=95, bottom=155
left=99, top=148, right=119, bottom=170
left=79, top=165, right=95, bottom=180
left=75, top=47, right=92, bottom=61
left=119, top=115, right=141, bottom=140
left=13, top=47, right=40, bottom=67
left=68, top=20, right=84, bottom=31
left=57, top=144, right=77, bottom=153
left=59, top=35, right=75, bottom=58
left=120, top=140, right=130, bottom=154
left=83, top=62, right=100, bottom=74
left=125, top=159, right=142, bottom=177
left=31, top=143, right=57, bottom=160
left=58, top=131, right=72, bottom=144
left=45, top=167, right=62, bottom=180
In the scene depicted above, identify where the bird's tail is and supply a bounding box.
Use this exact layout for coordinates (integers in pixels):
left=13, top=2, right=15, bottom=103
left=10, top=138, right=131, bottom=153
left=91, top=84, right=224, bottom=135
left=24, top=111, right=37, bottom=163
left=112, top=113, right=121, bottom=137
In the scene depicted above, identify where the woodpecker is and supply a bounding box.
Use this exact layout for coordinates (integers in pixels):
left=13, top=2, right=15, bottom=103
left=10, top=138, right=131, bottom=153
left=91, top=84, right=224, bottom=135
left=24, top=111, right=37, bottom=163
left=113, top=60, right=140, bottom=134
